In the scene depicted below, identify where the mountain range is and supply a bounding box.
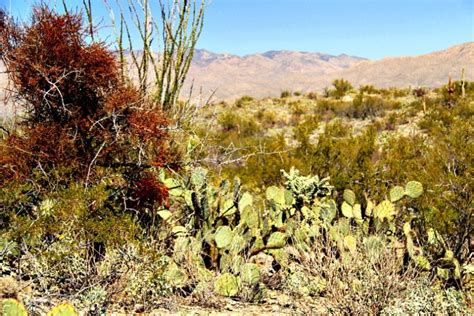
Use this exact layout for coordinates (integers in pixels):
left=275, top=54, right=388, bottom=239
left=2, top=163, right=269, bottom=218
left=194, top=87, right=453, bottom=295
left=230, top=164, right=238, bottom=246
left=184, top=42, right=473, bottom=100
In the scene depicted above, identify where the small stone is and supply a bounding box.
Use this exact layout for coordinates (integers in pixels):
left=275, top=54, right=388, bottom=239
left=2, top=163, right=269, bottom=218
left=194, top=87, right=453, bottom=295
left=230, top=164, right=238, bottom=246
left=134, top=304, right=145, bottom=313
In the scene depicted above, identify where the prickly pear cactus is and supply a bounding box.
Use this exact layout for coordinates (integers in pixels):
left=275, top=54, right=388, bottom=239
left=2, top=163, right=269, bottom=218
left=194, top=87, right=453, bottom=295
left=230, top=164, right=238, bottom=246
left=343, top=189, right=356, bottom=206
left=1, top=299, right=28, bottom=316
left=267, top=232, right=286, bottom=248
left=238, top=192, right=253, bottom=211
left=320, top=199, right=337, bottom=224
left=404, top=181, right=423, bottom=198
left=214, top=273, right=239, bottom=297
left=265, top=186, right=286, bottom=206
left=46, top=303, right=78, bottom=316
left=215, top=226, right=234, bottom=249
left=389, top=186, right=405, bottom=202
left=341, top=201, right=354, bottom=218
left=240, top=263, right=260, bottom=285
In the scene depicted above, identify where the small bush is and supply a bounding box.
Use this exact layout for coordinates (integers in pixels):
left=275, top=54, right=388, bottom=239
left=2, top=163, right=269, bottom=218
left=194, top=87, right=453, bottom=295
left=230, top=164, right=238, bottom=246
left=235, top=95, right=254, bottom=108
left=280, top=90, right=292, bottom=98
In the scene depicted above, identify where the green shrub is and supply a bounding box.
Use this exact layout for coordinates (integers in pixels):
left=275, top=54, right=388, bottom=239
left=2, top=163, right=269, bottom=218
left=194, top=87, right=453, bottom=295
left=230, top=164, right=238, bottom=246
left=330, top=78, right=353, bottom=99
left=280, top=90, right=292, bottom=98
left=235, top=95, right=254, bottom=108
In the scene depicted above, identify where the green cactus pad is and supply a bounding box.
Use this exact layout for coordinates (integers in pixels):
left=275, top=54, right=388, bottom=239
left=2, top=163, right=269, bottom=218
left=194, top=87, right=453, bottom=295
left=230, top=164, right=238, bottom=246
left=47, top=303, right=78, bottom=316
left=220, top=199, right=237, bottom=216
left=238, top=192, right=253, bottom=211
left=343, top=189, right=356, bottom=206
left=163, top=262, right=188, bottom=288
left=353, top=203, right=362, bottom=220
left=341, top=201, right=354, bottom=218
left=214, top=273, right=239, bottom=297
left=1, top=299, right=28, bottom=316
left=436, top=267, right=450, bottom=280
left=240, top=263, right=261, bottom=285
left=389, top=186, right=405, bottom=202
left=215, top=226, right=234, bottom=249
left=365, top=199, right=374, bottom=217
left=266, top=186, right=286, bottom=205
left=171, top=225, right=187, bottom=236
left=404, top=181, right=423, bottom=198
left=191, top=167, right=207, bottom=188
left=164, top=178, right=182, bottom=196
left=267, top=232, right=286, bottom=248
left=343, top=235, right=357, bottom=253
left=241, top=205, right=259, bottom=228
left=320, top=199, right=337, bottom=224
left=157, top=210, right=172, bottom=221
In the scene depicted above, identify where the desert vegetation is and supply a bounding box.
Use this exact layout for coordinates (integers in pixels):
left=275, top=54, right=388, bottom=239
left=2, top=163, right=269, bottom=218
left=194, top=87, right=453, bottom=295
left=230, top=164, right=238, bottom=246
left=0, top=2, right=473, bottom=315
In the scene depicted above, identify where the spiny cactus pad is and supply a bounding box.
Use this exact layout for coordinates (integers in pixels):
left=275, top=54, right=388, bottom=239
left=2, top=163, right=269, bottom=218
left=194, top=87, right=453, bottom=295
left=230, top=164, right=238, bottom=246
left=163, top=262, right=188, bottom=288
left=220, top=199, right=237, bottom=216
left=341, top=201, right=354, bottom=218
left=238, top=192, right=253, bottom=211
left=46, top=303, right=78, bottom=316
left=389, top=186, right=405, bottom=202
left=404, top=181, right=423, bottom=198
left=267, top=232, right=286, bottom=248
left=241, top=205, right=259, bottom=228
left=343, top=235, right=357, bottom=253
left=240, top=263, right=261, bottom=285
left=215, top=226, right=234, bottom=249
left=343, top=189, right=356, bottom=206
left=1, top=299, right=28, bottom=316
left=266, top=186, right=286, bottom=205
left=214, top=273, right=239, bottom=297
left=320, top=200, right=337, bottom=224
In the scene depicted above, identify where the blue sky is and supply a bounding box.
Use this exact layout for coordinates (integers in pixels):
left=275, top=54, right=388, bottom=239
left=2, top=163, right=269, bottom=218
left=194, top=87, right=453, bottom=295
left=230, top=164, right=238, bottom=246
left=2, top=0, right=473, bottom=59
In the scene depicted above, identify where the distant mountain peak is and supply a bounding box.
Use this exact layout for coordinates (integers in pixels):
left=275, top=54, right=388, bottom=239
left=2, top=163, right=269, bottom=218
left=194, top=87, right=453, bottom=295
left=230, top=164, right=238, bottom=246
left=183, top=43, right=473, bottom=100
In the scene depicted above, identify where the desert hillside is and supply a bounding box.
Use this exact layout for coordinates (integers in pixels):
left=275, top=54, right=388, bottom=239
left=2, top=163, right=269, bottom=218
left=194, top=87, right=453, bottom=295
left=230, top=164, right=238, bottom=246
left=184, top=49, right=366, bottom=100
left=183, top=42, right=473, bottom=100
left=337, top=42, right=474, bottom=90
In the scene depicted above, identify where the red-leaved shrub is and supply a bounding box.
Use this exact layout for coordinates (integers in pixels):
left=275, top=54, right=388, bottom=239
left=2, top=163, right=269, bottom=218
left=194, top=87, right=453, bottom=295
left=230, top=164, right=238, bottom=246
left=0, top=6, right=177, bottom=208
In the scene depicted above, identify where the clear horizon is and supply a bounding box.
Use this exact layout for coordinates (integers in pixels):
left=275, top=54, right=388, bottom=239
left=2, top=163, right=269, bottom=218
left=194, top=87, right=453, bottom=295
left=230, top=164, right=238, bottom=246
left=2, top=0, right=473, bottom=59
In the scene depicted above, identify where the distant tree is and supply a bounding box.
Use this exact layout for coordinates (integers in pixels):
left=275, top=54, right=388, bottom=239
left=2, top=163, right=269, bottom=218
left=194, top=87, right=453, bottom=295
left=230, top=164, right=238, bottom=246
left=331, top=78, right=353, bottom=99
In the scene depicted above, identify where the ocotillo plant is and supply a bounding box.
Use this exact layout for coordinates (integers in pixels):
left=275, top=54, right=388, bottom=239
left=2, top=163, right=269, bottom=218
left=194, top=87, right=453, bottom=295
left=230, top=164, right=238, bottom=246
left=104, top=0, right=205, bottom=114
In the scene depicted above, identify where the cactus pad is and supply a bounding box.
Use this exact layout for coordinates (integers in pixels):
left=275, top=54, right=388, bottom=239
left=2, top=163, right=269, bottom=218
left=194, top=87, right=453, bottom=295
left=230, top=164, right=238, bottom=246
left=343, top=189, right=356, bottom=206
left=404, top=181, right=423, bottom=198
left=1, top=299, right=28, bottom=316
left=240, top=263, right=261, bottom=285
left=238, top=192, right=253, bottom=211
left=341, top=201, right=354, bottom=218
left=389, top=186, right=405, bottom=202
left=47, top=303, right=78, bottom=316
left=214, top=273, right=239, bottom=297
left=266, top=186, right=286, bottom=205
left=267, top=232, right=286, bottom=248
left=215, top=226, right=234, bottom=249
